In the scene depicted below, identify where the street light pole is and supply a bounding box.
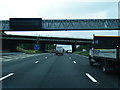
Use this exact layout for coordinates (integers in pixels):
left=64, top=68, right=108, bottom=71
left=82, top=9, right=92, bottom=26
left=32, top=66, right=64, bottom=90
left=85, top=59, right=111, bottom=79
left=37, top=35, right=40, bottom=45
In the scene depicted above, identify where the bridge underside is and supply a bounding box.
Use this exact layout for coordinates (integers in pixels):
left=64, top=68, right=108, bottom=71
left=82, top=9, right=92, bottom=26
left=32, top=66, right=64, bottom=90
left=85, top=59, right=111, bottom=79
left=1, top=34, right=92, bottom=52
left=2, top=39, right=92, bottom=52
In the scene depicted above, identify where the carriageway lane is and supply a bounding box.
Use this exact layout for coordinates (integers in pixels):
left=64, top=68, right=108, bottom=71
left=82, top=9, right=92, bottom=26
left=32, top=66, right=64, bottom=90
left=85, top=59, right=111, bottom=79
left=1, top=53, right=48, bottom=62
left=2, top=53, right=51, bottom=76
left=1, top=53, right=120, bottom=88
left=2, top=53, right=57, bottom=88
left=67, top=53, right=120, bottom=88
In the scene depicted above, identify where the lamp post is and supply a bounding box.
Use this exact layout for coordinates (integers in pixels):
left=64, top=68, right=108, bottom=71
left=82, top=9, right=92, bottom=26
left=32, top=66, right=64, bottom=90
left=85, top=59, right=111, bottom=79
left=34, top=35, right=40, bottom=51
left=36, top=35, right=40, bottom=45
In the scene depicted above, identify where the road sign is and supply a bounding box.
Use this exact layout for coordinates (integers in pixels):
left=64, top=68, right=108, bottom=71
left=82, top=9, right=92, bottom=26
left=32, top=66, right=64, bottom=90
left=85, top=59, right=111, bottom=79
left=34, top=44, right=40, bottom=50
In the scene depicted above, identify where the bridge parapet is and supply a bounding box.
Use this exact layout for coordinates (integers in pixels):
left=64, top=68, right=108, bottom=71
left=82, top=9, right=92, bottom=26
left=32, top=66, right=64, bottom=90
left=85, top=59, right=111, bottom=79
left=1, top=35, right=92, bottom=44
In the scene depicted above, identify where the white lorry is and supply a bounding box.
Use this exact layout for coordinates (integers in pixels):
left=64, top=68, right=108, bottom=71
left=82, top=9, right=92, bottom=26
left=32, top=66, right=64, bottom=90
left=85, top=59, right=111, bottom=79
left=89, top=35, right=120, bottom=73
left=55, top=46, right=64, bottom=55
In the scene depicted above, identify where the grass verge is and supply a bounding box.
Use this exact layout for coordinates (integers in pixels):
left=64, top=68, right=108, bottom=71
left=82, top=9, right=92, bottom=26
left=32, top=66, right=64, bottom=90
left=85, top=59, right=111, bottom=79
left=16, top=47, right=42, bottom=54
left=74, top=51, right=89, bottom=56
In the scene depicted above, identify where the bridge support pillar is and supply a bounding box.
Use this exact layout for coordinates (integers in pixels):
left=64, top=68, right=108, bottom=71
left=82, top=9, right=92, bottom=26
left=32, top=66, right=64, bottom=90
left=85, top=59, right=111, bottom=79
left=2, top=40, right=18, bottom=51
left=40, top=43, right=46, bottom=52
left=72, top=44, right=76, bottom=53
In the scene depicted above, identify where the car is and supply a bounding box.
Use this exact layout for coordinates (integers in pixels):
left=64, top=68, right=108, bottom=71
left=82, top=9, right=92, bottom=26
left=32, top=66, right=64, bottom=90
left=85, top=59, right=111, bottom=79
left=66, top=50, right=72, bottom=54
left=50, top=49, right=56, bottom=53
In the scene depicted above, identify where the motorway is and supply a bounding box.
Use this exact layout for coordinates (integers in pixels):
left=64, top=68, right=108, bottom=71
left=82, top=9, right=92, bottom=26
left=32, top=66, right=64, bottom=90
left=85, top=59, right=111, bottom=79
left=1, top=53, right=120, bottom=89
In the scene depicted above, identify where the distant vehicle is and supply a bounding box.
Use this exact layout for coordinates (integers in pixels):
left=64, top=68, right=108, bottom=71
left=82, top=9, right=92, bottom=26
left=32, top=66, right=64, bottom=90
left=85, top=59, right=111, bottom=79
left=66, top=50, right=72, bottom=54
left=55, top=46, right=64, bottom=55
left=50, top=49, right=56, bottom=53
left=82, top=49, right=86, bottom=51
left=89, top=35, right=120, bottom=73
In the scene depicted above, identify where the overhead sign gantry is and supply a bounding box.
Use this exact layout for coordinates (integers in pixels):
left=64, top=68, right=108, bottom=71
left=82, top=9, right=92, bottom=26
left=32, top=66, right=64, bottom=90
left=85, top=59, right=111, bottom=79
left=0, top=18, right=120, bottom=31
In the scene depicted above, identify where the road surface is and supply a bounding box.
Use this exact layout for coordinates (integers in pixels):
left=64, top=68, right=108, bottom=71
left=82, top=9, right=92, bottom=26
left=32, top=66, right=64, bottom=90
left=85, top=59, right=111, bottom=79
left=1, top=53, right=120, bottom=89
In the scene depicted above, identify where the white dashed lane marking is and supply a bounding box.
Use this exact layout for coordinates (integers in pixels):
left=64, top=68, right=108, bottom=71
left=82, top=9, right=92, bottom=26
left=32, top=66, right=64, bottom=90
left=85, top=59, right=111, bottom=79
left=85, top=73, right=98, bottom=83
left=0, top=73, right=14, bottom=81
left=69, top=57, right=71, bottom=59
left=73, top=61, right=77, bottom=64
left=35, top=61, right=39, bottom=64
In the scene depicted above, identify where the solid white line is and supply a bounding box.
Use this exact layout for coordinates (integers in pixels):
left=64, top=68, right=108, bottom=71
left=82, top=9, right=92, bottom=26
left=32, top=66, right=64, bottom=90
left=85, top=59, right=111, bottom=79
left=21, top=57, right=26, bottom=58
left=15, top=58, right=19, bottom=59
left=85, top=73, right=98, bottom=83
left=5, top=59, right=12, bottom=61
left=3, top=56, right=9, bottom=58
left=84, top=56, right=88, bottom=58
left=82, top=56, right=88, bottom=58
left=35, top=61, right=39, bottom=64
left=0, top=73, right=14, bottom=81
left=4, top=57, right=12, bottom=59
left=73, top=61, right=77, bottom=64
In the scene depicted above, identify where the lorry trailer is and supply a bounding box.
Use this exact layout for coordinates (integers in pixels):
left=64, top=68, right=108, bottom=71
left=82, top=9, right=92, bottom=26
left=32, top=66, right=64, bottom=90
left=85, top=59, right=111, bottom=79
left=55, top=46, right=64, bottom=55
left=89, top=35, right=120, bottom=73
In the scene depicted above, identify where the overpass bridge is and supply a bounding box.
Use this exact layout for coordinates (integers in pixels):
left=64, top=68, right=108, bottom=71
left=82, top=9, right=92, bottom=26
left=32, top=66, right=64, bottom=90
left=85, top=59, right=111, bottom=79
left=1, top=34, right=92, bottom=52
left=0, top=19, right=119, bottom=31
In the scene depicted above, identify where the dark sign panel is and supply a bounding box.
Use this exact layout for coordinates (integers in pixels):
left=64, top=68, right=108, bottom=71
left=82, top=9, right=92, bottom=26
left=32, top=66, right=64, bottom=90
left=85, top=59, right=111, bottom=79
left=93, top=36, right=120, bottom=49
left=10, top=18, right=42, bottom=30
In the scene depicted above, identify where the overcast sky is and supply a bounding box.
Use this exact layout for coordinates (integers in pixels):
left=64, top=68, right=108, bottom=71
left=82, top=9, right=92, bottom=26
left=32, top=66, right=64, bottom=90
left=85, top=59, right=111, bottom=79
left=0, top=0, right=119, bottom=19
left=1, top=0, right=119, bottom=50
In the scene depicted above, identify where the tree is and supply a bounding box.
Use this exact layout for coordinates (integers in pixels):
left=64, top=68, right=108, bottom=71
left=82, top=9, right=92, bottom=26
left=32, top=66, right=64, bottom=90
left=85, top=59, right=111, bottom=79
left=76, top=45, right=91, bottom=51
